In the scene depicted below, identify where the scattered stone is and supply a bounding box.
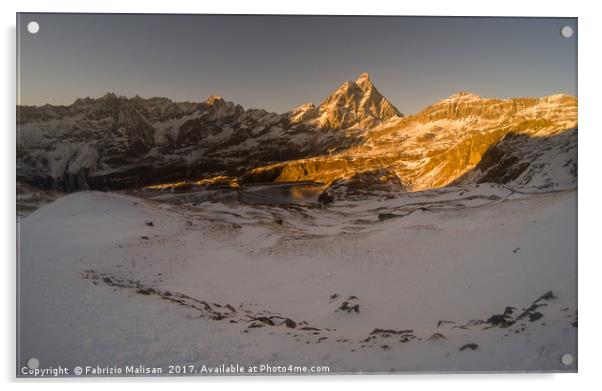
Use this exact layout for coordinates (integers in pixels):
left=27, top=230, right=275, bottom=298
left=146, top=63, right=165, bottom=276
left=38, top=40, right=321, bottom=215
left=486, top=314, right=515, bottom=328
left=284, top=318, right=297, bottom=329
left=528, top=312, right=544, bottom=322
left=524, top=303, right=547, bottom=312
left=253, top=316, right=275, bottom=326
left=141, top=235, right=151, bottom=240
left=300, top=326, right=320, bottom=331
left=534, top=290, right=555, bottom=303
left=318, top=192, right=334, bottom=205
left=337, top=301, right=360, bottom=313
left=137, top=288, right=154, bottom=295
left=224, top=304, right=237, bottom=313
left=145, top=220, right=154, bottom=227
left=102, top=277, right=112, bottom=284
left=459, top=343, right=479, bottom=351
left=513, top=247, right=520, bottom=253
left=428, top=333, right=446, bottom=341
left=370, top=328, right=414, bottom=336
left=437, top=320, right=456, bottom=328
left=378, top=213, right=400, bottom=221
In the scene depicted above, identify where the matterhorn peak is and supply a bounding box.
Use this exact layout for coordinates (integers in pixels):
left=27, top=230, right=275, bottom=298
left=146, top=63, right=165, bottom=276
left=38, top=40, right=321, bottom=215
left=355, top=72, right=373, bottom=91
left=307, top=72, right=402, bottom=130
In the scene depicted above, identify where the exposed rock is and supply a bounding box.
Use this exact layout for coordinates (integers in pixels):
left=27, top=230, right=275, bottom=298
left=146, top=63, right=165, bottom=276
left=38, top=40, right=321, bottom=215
left=528, top=312, right=544, bottom=322
left=253, top=316, right=275, bottom=326
left=486, top=314, right=515, bottom=328
left=428, top=333, right=446, bottom=341
left=337, top=301, right=360, bottom=313
left=459, top=343, right=479, bottom=351
left=284, top=318, right=297, bottom=329
left=378, top=213, right=401, bottom=221
left=534, top=290, right=556, bottom=303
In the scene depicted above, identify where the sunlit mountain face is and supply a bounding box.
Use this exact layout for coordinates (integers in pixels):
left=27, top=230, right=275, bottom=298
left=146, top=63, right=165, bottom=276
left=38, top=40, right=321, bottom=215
left=17, top=73, right=576, bottom=199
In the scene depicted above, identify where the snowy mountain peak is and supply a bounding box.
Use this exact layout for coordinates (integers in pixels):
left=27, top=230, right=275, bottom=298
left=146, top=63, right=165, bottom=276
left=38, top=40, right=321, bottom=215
left=312, top=73, right=402, bottom=129
left=205, top=94, right=225, bottom=106
left=446, top=91, right=482, bottom=101
left=99, top=92, right=121, bottom=101
left=289, top=103, right=318, bottom=123
left=288, top=73, right=401, bottom=129
left=355, top=72, right=373, bottom=91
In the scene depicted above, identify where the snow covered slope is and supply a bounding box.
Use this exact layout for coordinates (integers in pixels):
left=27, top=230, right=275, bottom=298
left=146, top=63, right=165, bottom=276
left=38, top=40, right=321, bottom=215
left=18, top=185, right=577, bottom=374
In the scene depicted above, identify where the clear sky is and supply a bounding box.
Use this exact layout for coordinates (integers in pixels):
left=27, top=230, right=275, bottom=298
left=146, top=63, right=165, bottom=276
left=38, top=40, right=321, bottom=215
left=17, top=14, right=577, bottom=115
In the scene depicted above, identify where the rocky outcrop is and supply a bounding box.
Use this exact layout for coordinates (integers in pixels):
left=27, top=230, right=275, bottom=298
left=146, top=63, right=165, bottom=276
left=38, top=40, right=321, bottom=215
left=455, top=129, right=577, bottom=190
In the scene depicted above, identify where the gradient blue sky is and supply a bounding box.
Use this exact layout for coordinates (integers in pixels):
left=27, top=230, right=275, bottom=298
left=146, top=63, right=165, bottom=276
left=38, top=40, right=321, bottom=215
left=17, top=14, right=577, bottom=114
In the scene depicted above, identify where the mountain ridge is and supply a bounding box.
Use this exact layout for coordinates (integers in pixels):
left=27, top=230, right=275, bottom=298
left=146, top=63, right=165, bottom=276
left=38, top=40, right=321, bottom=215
left=17, top=73, right=577, bottom=195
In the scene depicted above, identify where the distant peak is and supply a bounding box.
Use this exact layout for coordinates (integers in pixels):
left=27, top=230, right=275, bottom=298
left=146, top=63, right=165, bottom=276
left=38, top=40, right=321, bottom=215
left=100, top=92, right=119, bottom=100
left=205, top=94, right=225, bottom=105
left=72, top=96, right=94, bottom=106
left=447, top=91, right=482, bottom=100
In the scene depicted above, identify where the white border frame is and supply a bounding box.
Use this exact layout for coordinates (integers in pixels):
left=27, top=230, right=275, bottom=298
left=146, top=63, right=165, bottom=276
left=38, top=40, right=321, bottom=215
left=3, top=1, right=600, bottom=389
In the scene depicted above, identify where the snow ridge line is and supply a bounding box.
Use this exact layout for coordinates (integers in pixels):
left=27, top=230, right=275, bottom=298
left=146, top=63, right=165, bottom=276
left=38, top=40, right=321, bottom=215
left=81, top=270, right=574, bottom=351
left=80, top=269, right=330, bottom=336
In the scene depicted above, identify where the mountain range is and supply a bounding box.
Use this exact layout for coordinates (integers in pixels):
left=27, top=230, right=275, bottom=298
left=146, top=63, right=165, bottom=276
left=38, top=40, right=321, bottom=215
left=17, top=73, right=577, bottom=198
